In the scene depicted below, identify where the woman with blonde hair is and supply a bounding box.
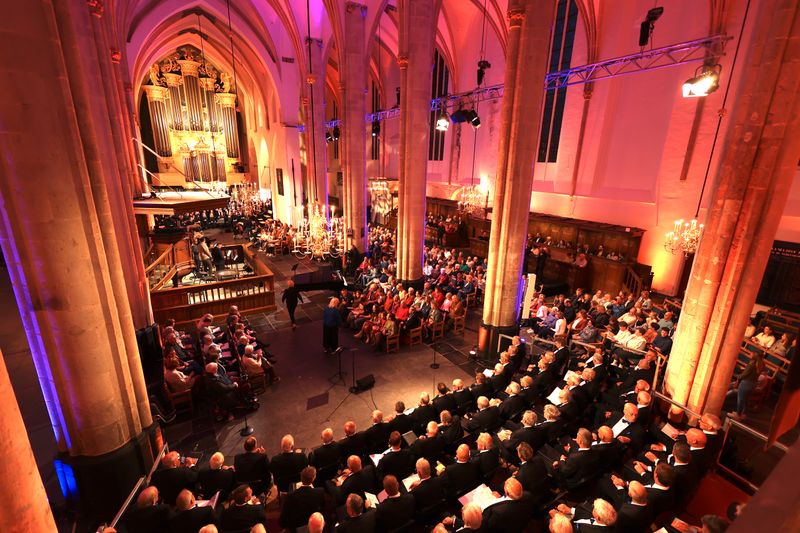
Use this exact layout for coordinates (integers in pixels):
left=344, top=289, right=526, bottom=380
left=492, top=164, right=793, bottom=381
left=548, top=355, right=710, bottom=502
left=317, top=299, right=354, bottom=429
left=323, top=297, right=342, bottom=354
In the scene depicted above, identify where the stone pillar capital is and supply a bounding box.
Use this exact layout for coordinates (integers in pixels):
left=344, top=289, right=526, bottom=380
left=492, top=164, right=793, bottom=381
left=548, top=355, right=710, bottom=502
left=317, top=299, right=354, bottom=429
left=507, top=8, right=526, bottom=27
left=346, top=2, right=367, bottom=16
left=87, top=0, right=103, bottom=17
left=306, top=73, right=318, bottom=85
left=397, top=55, right=409, bottom=70
left=110, top=48, right=121, bottom=64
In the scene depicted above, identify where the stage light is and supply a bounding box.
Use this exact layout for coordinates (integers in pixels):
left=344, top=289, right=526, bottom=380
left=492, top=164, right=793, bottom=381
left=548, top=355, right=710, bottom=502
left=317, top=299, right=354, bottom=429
left=682, top=65, right=721, bottom=98
left=476, top=59, right=491, bottom=86
left=325, top=130, right=333, bottom=143
left=435, top=110, right=450, bottom=131
left=639, top=6, right=664, bottom=47
left=371, top=120, right=380, bottom=137
left=332, top=125, right=340, bottom=141
left=468, top=110, right=481, bottom=129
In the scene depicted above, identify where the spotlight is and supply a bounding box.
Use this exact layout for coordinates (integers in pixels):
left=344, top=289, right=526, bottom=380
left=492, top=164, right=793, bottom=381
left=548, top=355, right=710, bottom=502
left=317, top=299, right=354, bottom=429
left=435, top=110, right=449, bottom=131
left=639, top=6, right=664, bottom=47
left=332, top=125, right=340, bottom=141
left=371, top=120, right=380, bottom=137
left=682, top=65, right=721, bottom=98
left=465, top=109, right=481, bottom=129
left=449, top=109, right=469, bottom=123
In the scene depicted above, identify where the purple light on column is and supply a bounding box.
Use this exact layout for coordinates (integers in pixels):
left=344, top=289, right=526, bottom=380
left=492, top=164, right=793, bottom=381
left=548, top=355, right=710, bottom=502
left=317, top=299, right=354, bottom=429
left=0, top=167, right=71, bottom=451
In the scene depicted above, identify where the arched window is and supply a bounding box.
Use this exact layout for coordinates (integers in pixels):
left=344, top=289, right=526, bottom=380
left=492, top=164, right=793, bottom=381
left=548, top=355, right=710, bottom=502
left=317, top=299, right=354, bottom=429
left=428, top=49, right=449, bottom=161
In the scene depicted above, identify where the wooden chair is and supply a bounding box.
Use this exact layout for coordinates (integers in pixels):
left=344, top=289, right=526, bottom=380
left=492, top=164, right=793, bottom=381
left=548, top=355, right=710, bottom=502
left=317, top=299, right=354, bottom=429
left=465, top=292, right=477, bottom=308
left=407, top=326, right=423, bottom=347
left=431, top=320, right=445, bottom=341
left=167, top=385, right=193, bottom=418
left=248, top=372, right=267, bottom=395
left=452, top=315, right=466, bottom=335
left=385, top=333, right=400, bottom=353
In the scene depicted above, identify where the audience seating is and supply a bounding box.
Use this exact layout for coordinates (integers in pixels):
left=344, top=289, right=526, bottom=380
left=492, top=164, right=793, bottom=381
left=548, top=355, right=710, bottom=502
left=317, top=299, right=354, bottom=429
left=451, top=315, right=465, bottom=335
left=384, top=332, right=400, bottom=353
left=407, top=326, right=423, bottom=346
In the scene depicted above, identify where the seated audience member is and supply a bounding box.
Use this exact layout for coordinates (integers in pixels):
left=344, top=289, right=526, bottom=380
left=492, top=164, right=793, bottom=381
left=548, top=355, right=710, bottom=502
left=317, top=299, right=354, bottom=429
left=375, top=475, right=415, bottom=530
left=169, top=489, right=216, bottom=533
left=440, top=502, right=483, bottom=532
left=234, top=437, right=271, bottom=494
left=220, top=484, right=267, bottom=532
left=198, top=452, right=235, bottom=501
left=307, top=512, right=325, bottom=533
left=555, top=497, right=617, bottom=531
left=615, top=480, right=653, bottom=532
left=279, top=466, right=326, bottom=531
left=551, top=428, right=599, bottom=489
left=338, top=421, right=367, bottom=464
left=150, top=451, right=198, bottom=506
left=378, top=431, right=415, bottom=480
left=270, top=434, right=309, bottom=488
left=309, top=427, right=340, bottom=481
left=123, top=486, right=171, bottom=533
left=438, top=444, right=480, bottom=498
left=408, top=458, right=445, bottom=514
left=482, top=478, right=533, bottom=533
left=751, top=326, right=776, bottom=349
left=653, top=325, right=673, bottom=355
left=463, top=396, right=500, bottom=433
left=335, top=494, right=376, bottom=533
left=164, top=354, right=197, bottom=393
left=513, top=442, right=549, bottom=504
left=331, top=455, right=377, bottom=504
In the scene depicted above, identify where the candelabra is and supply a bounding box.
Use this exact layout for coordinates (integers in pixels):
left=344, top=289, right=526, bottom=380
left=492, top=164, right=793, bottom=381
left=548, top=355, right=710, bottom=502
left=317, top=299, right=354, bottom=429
left=664, top=219, right=704, bottom=255
left=293, top=204, right=346, bottom=259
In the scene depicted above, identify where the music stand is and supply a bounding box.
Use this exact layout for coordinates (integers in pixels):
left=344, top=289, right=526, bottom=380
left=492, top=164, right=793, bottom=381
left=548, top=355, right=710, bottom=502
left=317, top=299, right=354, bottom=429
left=329, top=347, right=346, bottom=387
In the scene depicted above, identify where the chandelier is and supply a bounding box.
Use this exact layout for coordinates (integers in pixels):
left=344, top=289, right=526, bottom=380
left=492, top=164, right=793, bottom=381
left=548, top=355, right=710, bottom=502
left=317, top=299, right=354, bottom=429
left=293, top=204, right=346, bottom=259
left=229, top=182, right=267, bottom=217
left=664, top=219, right=704, bottom=255
left=458, top=184, right=484, bottom=217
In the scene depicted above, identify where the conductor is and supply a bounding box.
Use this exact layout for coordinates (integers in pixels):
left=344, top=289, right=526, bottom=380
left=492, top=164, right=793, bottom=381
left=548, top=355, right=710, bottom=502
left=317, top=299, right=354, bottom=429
left=281, top=280, right=304, bottom=329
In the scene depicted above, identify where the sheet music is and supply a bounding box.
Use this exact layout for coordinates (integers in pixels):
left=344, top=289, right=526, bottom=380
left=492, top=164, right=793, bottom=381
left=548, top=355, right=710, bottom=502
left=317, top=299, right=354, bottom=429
left=195, top=491, right=220, bottom=508
left=370, top=453, right=384, bottom=467
left=364, top=492, right=380, bottom=508
left=547, top=387, right=563, bottom=405
left=402, top=473, right=421, bottom=491
left=483, top=369, right=494, bottom=378
left=661, top=423, right=680, bottom=440
left=458, top=484, right=502, bottom=511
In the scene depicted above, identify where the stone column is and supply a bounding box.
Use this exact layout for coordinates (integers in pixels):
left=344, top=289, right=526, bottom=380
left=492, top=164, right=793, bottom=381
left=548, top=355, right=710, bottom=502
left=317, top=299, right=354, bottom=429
left=0, top=350, right=57, bottom=533
left=395, top=0, right=438, bottom=282
left=665, top=0, right=800, bottom=415
left=341, top=3, right=368, bottom=250
left=0, top=0, right=155, bottom=514
left=303, top=38, right=329, bottom=207
left=479, top=0, right=556, bottom=353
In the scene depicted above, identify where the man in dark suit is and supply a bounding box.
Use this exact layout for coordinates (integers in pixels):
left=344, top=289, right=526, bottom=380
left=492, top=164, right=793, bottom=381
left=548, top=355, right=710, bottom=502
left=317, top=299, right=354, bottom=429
left=270, top=434, right=309, bottom=490
left=552, top=340, right=571, bottom=375
left=335, top=494, right=376, bottom=533
left=433, top=382, right=458, bottom=415
left=387, top=401, right=415, bottom=436
left=338, top=421, right=368, bottom=465
left=197, top=452, right=235, bottom=501
left=375, top=475, right=415, bottom=530
left=472, top=432, right=500, bottom=483
left=452, top=378, right=475, bottom=415
left=463, top=396, right=500, bottom=433
left=309, top=427, right=341, bottom=483
left=439, top=410, right=463, bottom=450
left=615, top=480, right=653, bottom=532
left=439, top=444, right=480, bottom=498
left=514, top=442, right=549, bottom=505
left=234, top=436, right=271, bottom=495
left=563, top=497, right=618, bottom=532
left=408, top=459, right=445, bottom=517
left=531, top=358, right=559, bottom=397
left=441, top=502, right=484, bottom=532
left=552, top=428, right=599, bottom=489
left=122, top=486, right=171, bottom=533
left=378, top=431, right=415, bottom=480
left=220, top=484, right=268, bottom=531
left=488, top=363, right=511, bottom=394
left=410, top=421, right=445, bottom=465
left=519, top=375, right=538, bottom=406
left=279, top=466, right=326, bottom=531
left=499, top=382, right=527, bottom=421
left=411, top=393, right=439, bottom=434
left=482, top=478, right=534, bottom=533
left=592, top=426, right=623, bottom=473
left=168, top=489, right=216, bottom=533
left=364, top=410, right=390, bottom=454
left=150, top=451, right=198, bottom=506
left=469, top=374, right=493, bottom=404
left=607, top=403, right=647, bottom=452
left=331, top=455, right=377, bottom=504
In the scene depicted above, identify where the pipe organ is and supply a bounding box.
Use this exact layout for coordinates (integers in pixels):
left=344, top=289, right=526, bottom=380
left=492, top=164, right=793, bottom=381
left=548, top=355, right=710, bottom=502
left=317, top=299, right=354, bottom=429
left=142, top=46, right=241, bottom=184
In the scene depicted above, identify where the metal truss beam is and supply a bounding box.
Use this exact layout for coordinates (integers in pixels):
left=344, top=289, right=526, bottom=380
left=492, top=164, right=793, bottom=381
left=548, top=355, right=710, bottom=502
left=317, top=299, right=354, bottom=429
left=297, top=35, right=729, bottom=131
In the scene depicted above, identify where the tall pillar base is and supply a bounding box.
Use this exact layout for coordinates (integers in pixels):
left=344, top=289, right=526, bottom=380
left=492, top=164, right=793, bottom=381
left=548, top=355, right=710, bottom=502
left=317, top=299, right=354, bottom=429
left=478, top=322, right=519, bottom=361
left=59, top=424, right=158, bottom=520
left=399, top=276, right=426, bottom=292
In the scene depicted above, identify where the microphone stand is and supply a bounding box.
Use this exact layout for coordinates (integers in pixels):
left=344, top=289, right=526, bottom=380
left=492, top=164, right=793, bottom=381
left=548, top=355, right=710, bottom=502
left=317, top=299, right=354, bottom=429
left=430, top=342, right=440, bottom=369
left=349, top=347, right=359, bottom=393
left=239, top=373, right=254, bottom=436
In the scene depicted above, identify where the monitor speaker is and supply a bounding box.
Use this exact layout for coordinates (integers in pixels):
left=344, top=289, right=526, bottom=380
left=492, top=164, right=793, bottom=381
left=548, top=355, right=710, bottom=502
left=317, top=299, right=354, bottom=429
left=353, top=374, right=375, bottom=393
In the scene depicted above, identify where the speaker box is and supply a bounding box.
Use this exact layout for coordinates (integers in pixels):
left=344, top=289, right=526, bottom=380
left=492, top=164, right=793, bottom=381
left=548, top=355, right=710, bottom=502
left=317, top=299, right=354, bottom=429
left=354, top=374, right=376, bottom=393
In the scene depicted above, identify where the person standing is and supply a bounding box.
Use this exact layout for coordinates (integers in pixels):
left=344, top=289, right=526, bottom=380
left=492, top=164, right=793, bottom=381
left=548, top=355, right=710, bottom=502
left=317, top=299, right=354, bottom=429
left=281, top=280, right=304, bottom=329
left=729, top=353, right=765, bottom=421
left=323, top=298, right=342, bottom=354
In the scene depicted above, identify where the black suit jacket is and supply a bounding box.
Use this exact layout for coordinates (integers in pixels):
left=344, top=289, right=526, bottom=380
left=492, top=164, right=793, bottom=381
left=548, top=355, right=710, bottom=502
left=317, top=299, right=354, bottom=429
left=198, top=466, right=236, bottom=501
left=220, top=502, right=268, bottom=532
left=645, top=485, right=674, bottom=516
left=614, top=418, right=647, bottom=452
left=616, top=502, right=653, bottom=532
left=410, top=434, right=445, bottom=464
left=123, top=504, right=172, bottom=533
left=433, top=393, right=458, bottom=415
left=168, top=506, right=216, bottom=533
left=489, top=373, right=509, bottom=394
left=271, top=451, right=309, bottom=488
left=472, top=448, right=500, bottom=482
left=482, top=493, right=534, bottom=533
left=378, top=448, right=415, bottom=480
left=375, top=494, right=415, bottom=530
left=507, top=425, right=538, bottom=451
left=453, top=389, right=475, bottom=414
left=234, top=451, right=271, bottom=489
left=440, top=420, right=463, bottom=447
left=557, top=448, right=599, bottom=488
left=592, top=441, right=623, bottom=472
left=464, top=406, right=500, bottom=433
left=338, top=432, right=368, bottom=464
left=388, top=413, right=415, bottom=436
left=310, top=442, right=341, bottom=470
left=279, top=485, right=326, bottom=530
left=150, top=466, right=198, bottom=506
left=411, top=404, right=439, bottom=433
left=335, top=510, right=377, bottom=533
left=440, top=461, right=480, bottom=497
left=470, top=383, right=494, bottom=403
left=364, top=422, right=390, bottom=454
left=515, top=457, right=549, bottom=503
left=410, top=476, right=445, bottom=512
left=339, top=466, right=377, bottom=503
left=499, top=395, right=526, bottom=421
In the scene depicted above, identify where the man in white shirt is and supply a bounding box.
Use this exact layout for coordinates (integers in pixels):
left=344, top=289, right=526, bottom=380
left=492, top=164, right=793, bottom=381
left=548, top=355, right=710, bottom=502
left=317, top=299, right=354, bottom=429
left=752, top=326, right=776, bottom=349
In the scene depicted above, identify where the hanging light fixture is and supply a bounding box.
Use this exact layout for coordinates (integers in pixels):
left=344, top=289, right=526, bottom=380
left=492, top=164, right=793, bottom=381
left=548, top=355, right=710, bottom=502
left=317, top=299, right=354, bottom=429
left=666, top=0, right=751, bottom=255
left=291, top=0, right=346, bottom=260
left=682, top=64, right=721, bottom=98
left=435, top=108, right=450, bottom=131
left=458, top=0, right=490, bottom=218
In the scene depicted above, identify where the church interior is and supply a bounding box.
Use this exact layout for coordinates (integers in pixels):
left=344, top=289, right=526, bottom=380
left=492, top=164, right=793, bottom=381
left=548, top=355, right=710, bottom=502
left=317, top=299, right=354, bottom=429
left=1, top=0, right=799, bottom=532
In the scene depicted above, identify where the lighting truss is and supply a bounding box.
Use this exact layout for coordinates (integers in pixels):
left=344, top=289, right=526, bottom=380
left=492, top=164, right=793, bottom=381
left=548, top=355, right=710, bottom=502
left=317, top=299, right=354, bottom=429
left=297, top=35, right=729, bottom=132
left=544, top=35, right=731, bottom=90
